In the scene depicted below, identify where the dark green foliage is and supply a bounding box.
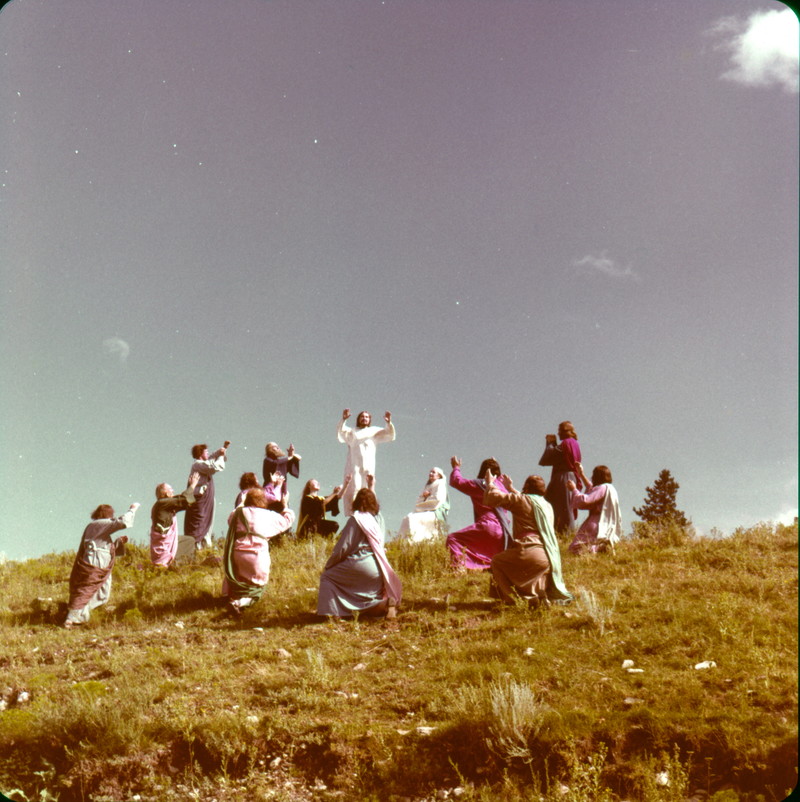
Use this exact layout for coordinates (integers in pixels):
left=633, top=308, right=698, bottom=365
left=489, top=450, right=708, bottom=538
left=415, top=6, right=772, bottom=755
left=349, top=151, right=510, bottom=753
left=633, top=469, right=691, bottom=528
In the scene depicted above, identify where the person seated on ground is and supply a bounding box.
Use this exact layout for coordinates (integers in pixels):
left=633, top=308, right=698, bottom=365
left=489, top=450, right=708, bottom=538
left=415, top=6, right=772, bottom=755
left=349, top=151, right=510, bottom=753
left=150, top=472, right=200, bottom=567
left=566, top=465, right=622, bottom=554
left=397, top=467, right=450, bottom=542
left=446, top=456, right=511, bottom=571
left=317, top=475, right=402, bottom=619
left=484, top=471, right=572, bottom=608
left=296, top=477, right=345, bottom=539
left=221, top=488, right=295, bottom=615
left=262, top=441, right=301, bottom=500
left=234, top=472, right=261, bottom=508
left=64, top=501, right=141, bottom=628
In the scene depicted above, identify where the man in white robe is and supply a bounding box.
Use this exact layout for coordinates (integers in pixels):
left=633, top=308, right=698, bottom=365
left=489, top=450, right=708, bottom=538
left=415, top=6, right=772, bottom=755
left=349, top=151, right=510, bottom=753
left=337, top=409, right=395, bottom=516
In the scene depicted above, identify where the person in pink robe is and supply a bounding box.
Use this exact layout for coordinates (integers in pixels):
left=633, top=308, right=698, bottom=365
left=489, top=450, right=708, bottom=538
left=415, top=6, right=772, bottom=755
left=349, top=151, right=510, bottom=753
left=446, top=456, right=511, bottom=570
left=150, top=472, right=199, bottom=566
left=567, top=465, right=623, bottom=554
left=222, top=488, right=295, bottom=615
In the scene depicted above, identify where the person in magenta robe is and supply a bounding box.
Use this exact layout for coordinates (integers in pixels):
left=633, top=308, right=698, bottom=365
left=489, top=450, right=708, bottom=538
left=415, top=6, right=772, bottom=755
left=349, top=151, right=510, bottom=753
left=446, top=456, right=511, bottom=571
left=538, top=421, right=588, bottom=533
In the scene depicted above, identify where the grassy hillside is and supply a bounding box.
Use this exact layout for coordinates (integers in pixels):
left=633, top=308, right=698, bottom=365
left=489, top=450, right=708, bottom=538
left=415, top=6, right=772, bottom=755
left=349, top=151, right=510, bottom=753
left=0, top=522, right=796, bottom=802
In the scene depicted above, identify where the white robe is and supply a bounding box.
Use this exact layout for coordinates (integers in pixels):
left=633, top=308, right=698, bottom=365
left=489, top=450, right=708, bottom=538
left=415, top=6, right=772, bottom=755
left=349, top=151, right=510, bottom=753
left=337, top=419, right=395, bottom=516
left=596, top=483, right=623, bottom=548
left=397, top=477, right=449, bottom=542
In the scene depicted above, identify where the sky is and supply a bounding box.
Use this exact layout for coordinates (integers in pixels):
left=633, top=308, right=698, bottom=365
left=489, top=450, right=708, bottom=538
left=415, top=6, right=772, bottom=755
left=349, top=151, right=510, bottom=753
left=0, top=0, right=797, bottom=562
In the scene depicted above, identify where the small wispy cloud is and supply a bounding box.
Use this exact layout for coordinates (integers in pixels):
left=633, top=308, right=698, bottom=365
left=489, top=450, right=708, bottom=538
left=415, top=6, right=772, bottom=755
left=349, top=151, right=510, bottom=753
left=711, top=8, right=798, bottom=93
left=572, top=253, right=639, bottom=281
left=102, top=336, right=130, bottom=364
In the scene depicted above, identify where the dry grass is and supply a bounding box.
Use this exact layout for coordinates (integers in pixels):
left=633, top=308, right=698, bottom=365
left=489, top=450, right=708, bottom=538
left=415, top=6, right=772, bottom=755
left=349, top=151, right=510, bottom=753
left=0, top=522, right=796, bottom=801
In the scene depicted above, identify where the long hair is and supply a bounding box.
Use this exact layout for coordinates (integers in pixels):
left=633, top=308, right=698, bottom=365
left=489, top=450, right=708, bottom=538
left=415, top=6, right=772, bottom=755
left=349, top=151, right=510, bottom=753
left=244, top=488, right=268, bottom=509
left=265, top=442, right=284, bottom=458
left=591, top=465, right=613, bottom=485
left=352, top=488, right=380, bottom=515
left=477, top=458, right=501, bottom=478
left=91, top=504, right=114, bottom=520
left=191, top=443, right=207, bottom=459
left=522, top=475, right=546, bottom=495
left=239, top=472, right=260, bottom=491
left=302, top=479, right=318, bottom=497
left=558, top=421, right=578, bottom=440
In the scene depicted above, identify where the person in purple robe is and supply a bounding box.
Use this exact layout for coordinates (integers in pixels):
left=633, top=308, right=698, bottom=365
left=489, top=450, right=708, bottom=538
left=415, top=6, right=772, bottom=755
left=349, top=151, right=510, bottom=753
left=446, top=456, right=511, bottom=571
left=262, top=442, right=301, bottom=500
left=538, top=422, right=588, bottom=534
left=184, top=440, right=229, bottom=550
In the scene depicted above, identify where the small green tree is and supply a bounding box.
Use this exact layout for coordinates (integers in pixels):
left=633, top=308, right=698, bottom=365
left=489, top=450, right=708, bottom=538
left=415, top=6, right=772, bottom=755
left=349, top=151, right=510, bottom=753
left=633, top=469, right=690, bottom=528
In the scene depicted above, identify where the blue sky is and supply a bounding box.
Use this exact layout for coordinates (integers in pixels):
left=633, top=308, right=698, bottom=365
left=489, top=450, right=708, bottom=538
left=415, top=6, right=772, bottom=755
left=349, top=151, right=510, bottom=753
left=1, top=0, right=797, bottom=561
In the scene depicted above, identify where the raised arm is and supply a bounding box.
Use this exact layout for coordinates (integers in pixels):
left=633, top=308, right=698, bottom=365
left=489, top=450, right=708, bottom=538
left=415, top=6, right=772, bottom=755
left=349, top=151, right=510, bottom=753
left=337, top=410, right=352, bottom=443
left=373, top=410, right=396, bottom=443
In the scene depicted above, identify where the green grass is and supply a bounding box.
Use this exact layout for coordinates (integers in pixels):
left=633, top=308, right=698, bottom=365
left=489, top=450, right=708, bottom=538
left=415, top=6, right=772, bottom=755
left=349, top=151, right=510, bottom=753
left=0, top=522, right=796, bottom=801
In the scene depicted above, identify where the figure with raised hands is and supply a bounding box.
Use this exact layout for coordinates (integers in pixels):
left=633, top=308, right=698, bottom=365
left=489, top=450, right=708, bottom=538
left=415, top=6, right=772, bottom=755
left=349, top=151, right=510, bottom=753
left=485, top=471, right=572, bottom=607
left=446, top=456, right=511, bottom=571
left=184, top=440, right=229, bottom=550
left=150, top=472, right=199, bottom=567
left=64, top=501, right=140, bottom=628
left=566, top=465, right=622, bottom=554
left=297, top=478, right=345, bottom=539
left=337, top=408, right=395, bottom=516
left=222, top=488, right=295, bottom=615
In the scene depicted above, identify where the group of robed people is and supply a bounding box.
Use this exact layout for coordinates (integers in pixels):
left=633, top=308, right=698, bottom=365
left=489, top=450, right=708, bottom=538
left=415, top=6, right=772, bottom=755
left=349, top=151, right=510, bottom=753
left=63, top=413, right=622, bottom=626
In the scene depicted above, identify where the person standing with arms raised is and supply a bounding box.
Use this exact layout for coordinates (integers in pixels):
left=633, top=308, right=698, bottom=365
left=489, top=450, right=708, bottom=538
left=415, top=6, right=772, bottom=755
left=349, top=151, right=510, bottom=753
left=184, top=440, right=229, bottom=550
left=337, top=409, right=395, bottom=517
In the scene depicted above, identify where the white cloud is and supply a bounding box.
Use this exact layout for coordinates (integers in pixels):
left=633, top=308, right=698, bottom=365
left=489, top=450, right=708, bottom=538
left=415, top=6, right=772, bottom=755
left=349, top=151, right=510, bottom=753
left=712, top=8, right=799, bottom=93
left=775, top=507, right=798, bottom=525
left=102, top=336, right=130, bottom=363
left=572, top=253, right=639, bottom=281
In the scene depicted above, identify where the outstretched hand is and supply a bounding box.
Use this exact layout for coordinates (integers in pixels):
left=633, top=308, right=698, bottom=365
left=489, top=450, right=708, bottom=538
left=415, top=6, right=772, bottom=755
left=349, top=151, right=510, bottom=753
left=450, top=456, right=461, bottom=469
left=566, top=479, right=577, bottom=492
left=384, top=410, right=392, bottom=424
left=342, top=408, right=351, bottom=421
left=188, top=471, right=201, bottom=489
